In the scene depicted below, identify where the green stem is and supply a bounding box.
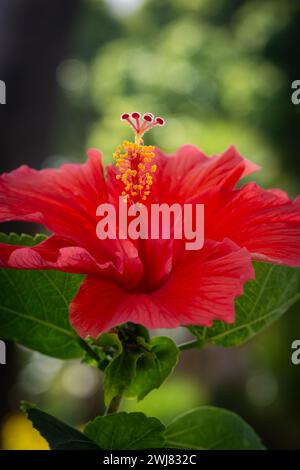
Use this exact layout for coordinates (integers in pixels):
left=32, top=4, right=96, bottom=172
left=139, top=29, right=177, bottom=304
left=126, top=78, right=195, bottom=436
left=77, top=338, right=105, bottom=370
left=178, top=339, right=204, bottom=351
left=78, top=339, right=122, bottom=415
left=104, top=395, right=122, bottom=416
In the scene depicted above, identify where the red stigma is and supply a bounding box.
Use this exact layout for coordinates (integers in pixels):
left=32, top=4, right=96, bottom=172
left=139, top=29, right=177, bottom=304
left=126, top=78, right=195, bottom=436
left=132, top=112, right=141, bottom=120
left=155, top=117, right=165, bottom=126
left=120, top=112, right=166, bottom=143
left=143, top=113, right=154, bottom=122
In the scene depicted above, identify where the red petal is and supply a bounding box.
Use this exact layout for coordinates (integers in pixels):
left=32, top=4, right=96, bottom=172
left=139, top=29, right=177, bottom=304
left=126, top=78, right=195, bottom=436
left=0, top=236, right=68, bottom=269
left=0, top=235, right=143, bottom=289
left=153, top=239, right=254, bottom=326
left=205, top=182, right=300, bottom=267
left=155, top=145, right=259, bottom=204
left=0, top=150, right=107, bottom=251
left=70, top=239, right=254, bottom=338
left=0, top=235, right=110, bottom=272
left=0, top=150, right=142, bottom=275
left=156, top=144, right=208, bottom=177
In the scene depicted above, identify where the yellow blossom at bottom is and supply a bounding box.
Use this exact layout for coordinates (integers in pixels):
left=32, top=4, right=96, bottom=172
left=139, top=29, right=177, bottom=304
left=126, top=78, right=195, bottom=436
left=1, top=414, right=49, bottom=450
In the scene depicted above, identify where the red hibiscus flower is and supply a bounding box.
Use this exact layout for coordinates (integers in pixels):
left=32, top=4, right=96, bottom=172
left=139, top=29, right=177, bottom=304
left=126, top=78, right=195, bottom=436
left=0, top=112, right=300, bottom=339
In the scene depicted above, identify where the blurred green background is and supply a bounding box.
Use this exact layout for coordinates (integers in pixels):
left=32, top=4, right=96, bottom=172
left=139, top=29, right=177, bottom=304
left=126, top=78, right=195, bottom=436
left=0, top=0, right=300, bottom=450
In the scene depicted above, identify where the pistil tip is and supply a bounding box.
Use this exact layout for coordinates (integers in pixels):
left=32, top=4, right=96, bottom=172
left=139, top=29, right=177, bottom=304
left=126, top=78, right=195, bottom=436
left=120, top=111, right=166, bottom=139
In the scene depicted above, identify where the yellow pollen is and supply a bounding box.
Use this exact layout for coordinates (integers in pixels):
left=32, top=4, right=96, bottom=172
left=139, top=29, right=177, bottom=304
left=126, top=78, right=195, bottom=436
left=115, top=112, right=165, bottom=202
left=113, top=140, right=156, bottom=203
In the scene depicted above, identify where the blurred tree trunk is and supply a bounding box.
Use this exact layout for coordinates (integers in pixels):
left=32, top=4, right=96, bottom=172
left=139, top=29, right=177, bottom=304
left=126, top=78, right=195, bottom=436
left=0, top=0, right=80, bottom=447
left=0, top=0, right=80, bottom=172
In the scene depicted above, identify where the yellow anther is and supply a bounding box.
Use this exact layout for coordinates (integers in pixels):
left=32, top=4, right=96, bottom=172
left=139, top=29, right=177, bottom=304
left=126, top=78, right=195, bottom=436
left=113, top=139, right=159, bottom=202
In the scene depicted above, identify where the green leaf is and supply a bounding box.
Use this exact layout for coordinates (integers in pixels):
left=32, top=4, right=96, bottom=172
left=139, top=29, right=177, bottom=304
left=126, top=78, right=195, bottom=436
left=100, top=331, right=140, bottom=406
left=103, top=339, right=139, bottom=406
left=190, top=262, right=300, bottom=347
left=0, top=233, right=84, bottom=358
left=84, top=412, right=165, bottom=449
left=165, top=406, right=265, bottom=450
left=21, top=402, right=100, bottom=450
left=102, top=333, right=178, bottom=405
left=97, top=332, right=123, bottom=353
left=82, top=333, right=122, bottom=368
left=124, top=336, right=179, bottom=400
left=0, top=232, right=47, bottom=247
